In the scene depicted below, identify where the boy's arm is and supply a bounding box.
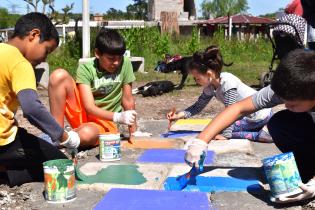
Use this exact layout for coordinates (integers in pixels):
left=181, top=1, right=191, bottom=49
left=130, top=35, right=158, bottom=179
left=121, top=83, right=136, bottom=133
left=17, top=89, right=79, bottom=148
left=198, top=96, right=257, bottom=143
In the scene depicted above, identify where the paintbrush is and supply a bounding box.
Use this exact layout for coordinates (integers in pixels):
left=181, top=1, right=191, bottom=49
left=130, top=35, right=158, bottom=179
left=172, top=166, right=198, bottom=190
left=167, top=107, right=176, bottom=131
left=128, top=125, right=133, bottom=144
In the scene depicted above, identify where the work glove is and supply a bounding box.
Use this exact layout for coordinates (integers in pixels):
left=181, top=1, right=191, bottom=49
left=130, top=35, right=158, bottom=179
left=60, top=130, right=80, bottom=149
left=271, top=179, right=315, bottom=203
left=184, top=138, right=208, bottom=171
left=132, top=130, right=152, bottom=137
left=113, top=110, right=137, bottom=125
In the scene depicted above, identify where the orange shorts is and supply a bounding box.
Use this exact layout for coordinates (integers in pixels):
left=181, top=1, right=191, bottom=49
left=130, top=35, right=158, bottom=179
left=64, top=81, right=118, bottom=135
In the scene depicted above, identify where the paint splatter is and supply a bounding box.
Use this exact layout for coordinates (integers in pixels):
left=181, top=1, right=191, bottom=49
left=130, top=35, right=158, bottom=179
left=76, top=165, right=147, bottom=185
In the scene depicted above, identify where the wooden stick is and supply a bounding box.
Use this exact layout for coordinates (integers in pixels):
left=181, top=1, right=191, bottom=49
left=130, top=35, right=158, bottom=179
left=128, top=125, right=133, bottom=144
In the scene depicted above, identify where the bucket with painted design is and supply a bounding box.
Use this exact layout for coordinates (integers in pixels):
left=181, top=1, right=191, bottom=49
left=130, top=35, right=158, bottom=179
left=43, top=159, right=76, bottom=203
left=263, top=152, right=302, bottom=198
left=99, top=134, right=121, bottom=161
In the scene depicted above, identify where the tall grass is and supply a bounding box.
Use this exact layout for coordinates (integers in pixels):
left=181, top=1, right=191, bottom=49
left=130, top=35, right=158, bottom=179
left=48, top=26, right=273, bottom=85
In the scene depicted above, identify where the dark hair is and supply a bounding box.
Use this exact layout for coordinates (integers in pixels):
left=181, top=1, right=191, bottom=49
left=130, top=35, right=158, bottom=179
left=12, top=12, right=59, bottom=45
left=95, top=28, right=126, bottom=55
left=271, top=49, right=315, bottom=100
left=189, top=45, right=233, bottom=76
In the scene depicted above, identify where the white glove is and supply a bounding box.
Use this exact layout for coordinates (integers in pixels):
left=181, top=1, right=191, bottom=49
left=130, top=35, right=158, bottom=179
left=184, top=138, right=208, bottom=170
left=271, top=179, right=315, bottom=203
left=132, top=130, right=152, bottom=137
left=60, top=130, right=80, bottom=149
left=113, top=110, right=137, bottom=125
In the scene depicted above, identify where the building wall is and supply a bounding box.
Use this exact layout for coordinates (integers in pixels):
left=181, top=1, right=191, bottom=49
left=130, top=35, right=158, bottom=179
left=148, top=0, right=184, bottom=21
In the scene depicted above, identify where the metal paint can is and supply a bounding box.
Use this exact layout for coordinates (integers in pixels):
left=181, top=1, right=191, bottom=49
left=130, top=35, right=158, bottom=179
left=43, top=159, right=76, bottom=203
left=263, top=152, right=302, bottom=198
left=99, top=134, right=121, bottom=161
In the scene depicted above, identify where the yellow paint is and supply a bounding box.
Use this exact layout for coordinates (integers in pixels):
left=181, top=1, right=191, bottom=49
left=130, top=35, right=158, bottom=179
left=174, top=119, right=211, bottom=125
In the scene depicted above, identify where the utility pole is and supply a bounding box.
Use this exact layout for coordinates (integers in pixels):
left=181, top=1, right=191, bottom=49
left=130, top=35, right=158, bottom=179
left=82, top=0, right=90, bottom=58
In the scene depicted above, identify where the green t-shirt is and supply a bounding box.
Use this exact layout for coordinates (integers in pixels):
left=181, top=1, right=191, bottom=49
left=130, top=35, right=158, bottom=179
left=75, top=56, right=135, bottom=112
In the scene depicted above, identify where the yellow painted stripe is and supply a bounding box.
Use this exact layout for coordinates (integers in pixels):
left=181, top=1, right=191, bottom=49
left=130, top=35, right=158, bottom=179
left=174, top=119, right=212, bottom=125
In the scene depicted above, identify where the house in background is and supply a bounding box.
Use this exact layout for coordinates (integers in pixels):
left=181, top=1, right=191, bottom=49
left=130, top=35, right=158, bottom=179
left=198, top=14, right=275, bottom=40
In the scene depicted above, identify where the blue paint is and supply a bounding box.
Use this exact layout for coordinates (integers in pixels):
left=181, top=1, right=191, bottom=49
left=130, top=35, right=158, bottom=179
left=94, top=188, right=214, bottom=210
left=137, top=149, right=215, bottom=164
left=160, top=131, right=200, bottom=138
left=164, top=176, right=262, bottom=193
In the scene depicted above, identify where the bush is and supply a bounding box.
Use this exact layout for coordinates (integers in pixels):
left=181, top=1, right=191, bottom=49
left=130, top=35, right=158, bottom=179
left=48, top=26, right=272, bottom=84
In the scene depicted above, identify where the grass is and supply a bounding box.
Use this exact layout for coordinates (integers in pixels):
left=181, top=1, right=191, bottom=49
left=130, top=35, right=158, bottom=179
left=48, top=27, right=274, bottom=87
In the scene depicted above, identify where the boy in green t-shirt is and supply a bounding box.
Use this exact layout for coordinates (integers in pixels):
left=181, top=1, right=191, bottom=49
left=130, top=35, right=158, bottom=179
left=49, top=28, right=145, bottom=147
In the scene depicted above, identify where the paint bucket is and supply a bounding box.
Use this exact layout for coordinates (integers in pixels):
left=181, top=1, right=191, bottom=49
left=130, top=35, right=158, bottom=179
left=43, top=159, right=76, bottom=203
left=99, top=134, right=121, bottom=161
left=262, top=152, right=303, bottom=198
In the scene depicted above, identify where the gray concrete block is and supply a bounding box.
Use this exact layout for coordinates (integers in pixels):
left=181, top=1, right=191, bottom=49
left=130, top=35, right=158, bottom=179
left=35, top=62, right=49, bottom=89
left=77, top=162, right=170, bottom=191
left=130, top=56, right=145, bottom=73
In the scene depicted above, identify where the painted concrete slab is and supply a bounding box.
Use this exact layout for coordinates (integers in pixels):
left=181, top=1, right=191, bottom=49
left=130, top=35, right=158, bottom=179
left=137, top=149, right=215, bottom=164
left=94, top=188, right=213, bottom=210
left=164, top=165, right=263, bottom=193
left=121, top=137, right=184, bottom=149
left=76, top=162, right=170, bottom=191
left=170, top=119, right=211, bottom=131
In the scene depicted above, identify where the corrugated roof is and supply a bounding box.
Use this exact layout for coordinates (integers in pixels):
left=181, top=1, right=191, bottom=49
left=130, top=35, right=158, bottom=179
left=202, top=14, right=275, bottom=24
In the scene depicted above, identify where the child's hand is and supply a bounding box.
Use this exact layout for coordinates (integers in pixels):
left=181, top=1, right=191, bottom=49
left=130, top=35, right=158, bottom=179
left=214, top=134, right=228, bottom=140
left=167, top=111, right=185, bottom=121
left=113, top=110, right=137, bottom=125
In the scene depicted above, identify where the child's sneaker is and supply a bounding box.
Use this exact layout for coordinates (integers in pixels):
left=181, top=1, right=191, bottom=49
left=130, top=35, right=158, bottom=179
left=258, top=126, right=273, bottom=143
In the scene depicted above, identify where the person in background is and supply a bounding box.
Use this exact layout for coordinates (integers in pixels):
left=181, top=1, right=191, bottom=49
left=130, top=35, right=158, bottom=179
left=167, top=46, right=273, bottom=142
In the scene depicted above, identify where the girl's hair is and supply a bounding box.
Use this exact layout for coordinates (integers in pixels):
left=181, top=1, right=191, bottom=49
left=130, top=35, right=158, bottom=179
left=189, top=45, right=233, bottom=76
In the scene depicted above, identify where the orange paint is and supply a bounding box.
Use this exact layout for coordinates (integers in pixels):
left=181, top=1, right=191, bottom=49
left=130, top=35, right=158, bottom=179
left=68, top=175, right=75, bottom=189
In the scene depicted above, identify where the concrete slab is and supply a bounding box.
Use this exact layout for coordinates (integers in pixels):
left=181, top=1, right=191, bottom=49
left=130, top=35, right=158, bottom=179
left=137, top=119, right=169, bottom=136
left=77, top=162, right=170, bottom=191
left=167, top=165, right=262, bottom=180
left=207, top=139, right=254, bottom=154
left=121, top=137, right=184, bottom=149
left=211, top=192, right=302, bottom=210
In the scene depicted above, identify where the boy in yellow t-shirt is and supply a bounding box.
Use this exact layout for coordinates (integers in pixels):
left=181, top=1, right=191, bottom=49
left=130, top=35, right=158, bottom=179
left=0, top=13, right=82, bottom=186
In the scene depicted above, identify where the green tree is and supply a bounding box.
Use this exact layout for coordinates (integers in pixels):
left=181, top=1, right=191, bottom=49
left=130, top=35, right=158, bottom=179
left=201, top=0, right=249, bottom=18
left=104, top=8, right=127, bottom=20
left=0, top=8, right=20, bottom=29
left=126, top=0, right=148, bottom=20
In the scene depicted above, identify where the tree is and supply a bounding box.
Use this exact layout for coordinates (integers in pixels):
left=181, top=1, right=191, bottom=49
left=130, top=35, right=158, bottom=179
left=104, top=8, right=127, bottom=20
left=201, top=0, right=249, bottom=18
left=0, top=8, right=20, bottom=29
left=22, top=0, right=74, bottom=25
left=126, top=0, right=148, bottom=20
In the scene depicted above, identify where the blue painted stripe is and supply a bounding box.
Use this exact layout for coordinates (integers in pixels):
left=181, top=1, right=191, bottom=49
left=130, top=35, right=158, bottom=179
left=94, top=188, right=215, bottom=210
left=164, top=176, right=262, bottom=193
left=137, top=149, right=215, bottom=164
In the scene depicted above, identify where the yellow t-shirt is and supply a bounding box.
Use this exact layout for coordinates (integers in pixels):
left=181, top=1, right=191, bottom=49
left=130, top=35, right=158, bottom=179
left=0, top=43, right=36, bottom=146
